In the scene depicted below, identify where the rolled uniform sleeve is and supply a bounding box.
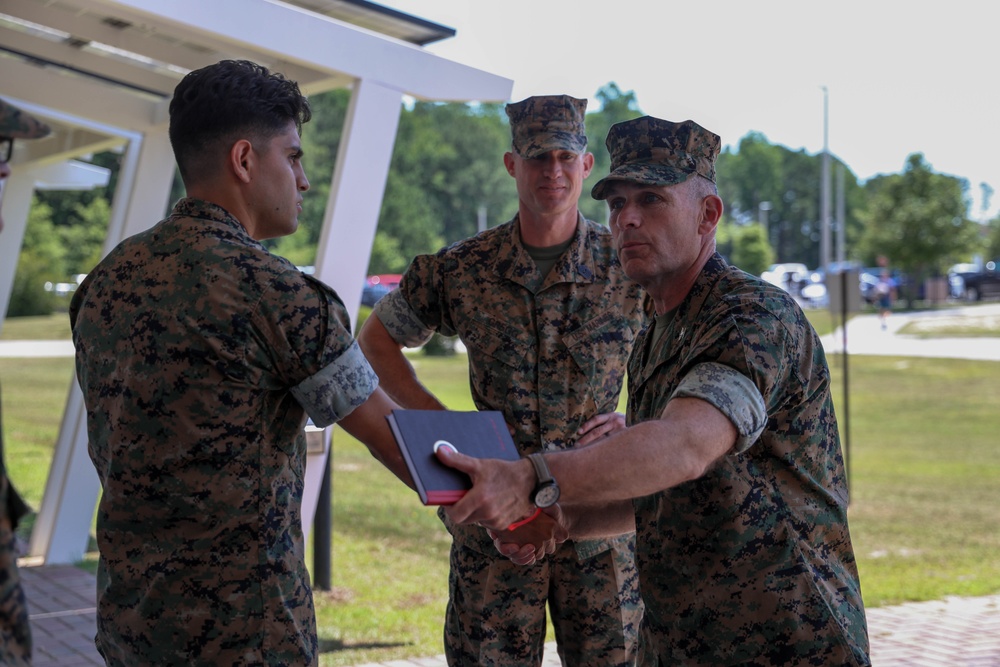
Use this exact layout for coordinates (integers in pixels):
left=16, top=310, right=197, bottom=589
left=670, top=361, right=767, bottom=453
left=291, top=341, right=378, bottom=427
left=249, top=273, right=378, bottom=427
left=371, top=288, right=437, bottom=349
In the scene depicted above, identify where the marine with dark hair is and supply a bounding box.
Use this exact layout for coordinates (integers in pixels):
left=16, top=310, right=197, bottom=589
left=1, top=95, right=52, bottom=667
left=439, top=115, right=871, bottom=666
left=70, top=59, right=413, bottom=665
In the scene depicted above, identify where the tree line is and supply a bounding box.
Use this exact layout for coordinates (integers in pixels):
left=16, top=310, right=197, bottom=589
left=11, top=83, right=1000, bottom=317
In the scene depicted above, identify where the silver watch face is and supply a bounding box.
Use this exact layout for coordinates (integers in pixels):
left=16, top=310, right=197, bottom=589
left=534, top=483, right=560, bottom=508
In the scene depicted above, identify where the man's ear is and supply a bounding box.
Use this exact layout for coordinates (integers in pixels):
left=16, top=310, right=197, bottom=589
left=700, top=193, right=724, bottom=233
left=503, top=151, right=517, bottom=177
left=581, top=151, right=595, bottom=178
left=230, top=139, right=254, bottom=184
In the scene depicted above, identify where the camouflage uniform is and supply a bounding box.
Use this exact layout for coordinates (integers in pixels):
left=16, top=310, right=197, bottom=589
left=1, top=382, right=33, bottom=667
left=591, top=115, right=870, bottom=666
left=70, top=198, right=378, bottom=666
left=1, top=97, right=52, bottom=667
left=626, top=255, right=869, bottom=665
left=373, top=213, right=648, bottom=666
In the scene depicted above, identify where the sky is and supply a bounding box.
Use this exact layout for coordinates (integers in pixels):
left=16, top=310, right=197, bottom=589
left=379, top=0, right=1000, bottom=220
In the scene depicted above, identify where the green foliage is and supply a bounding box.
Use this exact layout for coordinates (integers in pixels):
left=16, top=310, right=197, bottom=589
left=726, top=222, right=774, bottom=276
left=8, top=249, right=59, bottom=317
left=11, top=82, right=989, bottom=324
left=984, top=216, right=1000, bottom=261
left=268, top=89, right=352, bottom=264
left=717, top=134, right=865, bottom=268
left=8, top=201, right=64, bottom=317
left=421, top=332, right=457, bottom=357
left=859, top=154, right=979, bottom=304
left=61, top=197, right=111, bottom=273
left=580, top=84, right=644, bottom=223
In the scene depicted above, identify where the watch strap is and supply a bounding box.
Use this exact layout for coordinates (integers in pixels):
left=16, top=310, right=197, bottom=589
left=528, top=453, right=553, bottom=485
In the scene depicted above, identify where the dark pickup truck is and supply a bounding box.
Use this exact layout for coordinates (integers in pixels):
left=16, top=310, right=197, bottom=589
left=960, top=260, right=1000, bottom=301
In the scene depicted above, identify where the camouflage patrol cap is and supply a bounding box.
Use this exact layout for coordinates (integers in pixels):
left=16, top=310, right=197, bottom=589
left=591, top=116, right=720, bottom=200
left=0, top=98, right=51, bottom=140
left=506, top=95, right=587, bottom=159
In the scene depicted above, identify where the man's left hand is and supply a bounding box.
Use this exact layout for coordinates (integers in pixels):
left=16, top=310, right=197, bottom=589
left=487, top=505, right=568, bottom=566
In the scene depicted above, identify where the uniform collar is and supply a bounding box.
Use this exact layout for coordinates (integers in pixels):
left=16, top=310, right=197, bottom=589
left=493, top=211, right=598, bottom=293
left=171, top=197, right=253, bottom=240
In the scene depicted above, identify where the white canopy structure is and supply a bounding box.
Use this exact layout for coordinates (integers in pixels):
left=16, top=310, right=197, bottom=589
left=0, top=0, right=512, bottom=564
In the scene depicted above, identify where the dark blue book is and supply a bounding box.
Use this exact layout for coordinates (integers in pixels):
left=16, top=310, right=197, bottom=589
left=386, top=409, right=521, bottom=505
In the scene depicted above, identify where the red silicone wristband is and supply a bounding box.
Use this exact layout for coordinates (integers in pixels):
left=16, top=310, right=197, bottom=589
left=506, top=507, right=542, bottom=531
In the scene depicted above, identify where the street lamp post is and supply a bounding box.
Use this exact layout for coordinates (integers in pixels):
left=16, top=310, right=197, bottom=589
left=820, top=86, right=831, bottom=273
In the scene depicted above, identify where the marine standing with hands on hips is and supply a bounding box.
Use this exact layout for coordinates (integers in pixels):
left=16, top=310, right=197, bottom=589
left=437, top=115, right=871, bottom=666
left=358, top=95, right=649, bottom=666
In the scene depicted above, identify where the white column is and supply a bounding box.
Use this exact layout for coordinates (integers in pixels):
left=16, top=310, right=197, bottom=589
left=31, top=128, right=176, bottom=564
left=302, top=79, right=403, bottom=539
left=0, top=167, right=41, bottom=330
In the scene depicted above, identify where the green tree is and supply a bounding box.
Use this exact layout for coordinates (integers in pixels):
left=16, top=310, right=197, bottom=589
left=717, top=134, right=865, bottom=269
left=8, top=200, right=64, bottom=317
left=580, top=83, right=644, bottom=223
left=60, top=197, right=111, bottom=274
left=728, top=222, right=774, bottom=277
left=268, top=88, right=352, bottom=265
left=983, top=216, right=1000, bottom=261
left=858, top=154, right=979, bottom=306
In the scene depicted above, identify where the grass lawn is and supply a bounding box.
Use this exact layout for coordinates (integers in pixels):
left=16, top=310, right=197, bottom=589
left=2, top=311, right=999, bottom=665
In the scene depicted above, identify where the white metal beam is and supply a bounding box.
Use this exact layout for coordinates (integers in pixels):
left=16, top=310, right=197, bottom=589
left=88, top=0, right=513, bottom=101
left=0, top=168, right=39, bottom=330
left=32, top=128, right=177, bottom=564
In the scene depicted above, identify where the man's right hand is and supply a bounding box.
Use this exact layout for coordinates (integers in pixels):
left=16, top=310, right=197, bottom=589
left=435, top=444, right=536, bottom=531
left=486, top=505, right=568, bottom=566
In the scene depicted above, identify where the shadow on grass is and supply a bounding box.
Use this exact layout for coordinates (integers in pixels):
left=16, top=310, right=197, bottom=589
left=318, top=638, right=411, bottom=653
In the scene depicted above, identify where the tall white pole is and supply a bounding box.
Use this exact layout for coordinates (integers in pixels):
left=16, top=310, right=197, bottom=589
left=821, top=86, right=831, bottom=272
left=836, top=163, right=846, bottom=264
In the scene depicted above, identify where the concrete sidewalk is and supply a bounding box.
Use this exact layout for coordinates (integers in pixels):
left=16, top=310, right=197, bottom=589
left=818, top=302, right=1000, bottom=361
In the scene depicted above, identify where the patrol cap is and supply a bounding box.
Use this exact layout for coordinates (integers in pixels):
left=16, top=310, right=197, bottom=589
left=0, top=98, right=52, bottom=140
left=591, top=115, right=720, bottom=200
left=506, top=95, right=587, bottom=159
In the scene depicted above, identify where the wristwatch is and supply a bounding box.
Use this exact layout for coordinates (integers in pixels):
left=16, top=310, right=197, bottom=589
left=527, top=453, right=560, bottom=508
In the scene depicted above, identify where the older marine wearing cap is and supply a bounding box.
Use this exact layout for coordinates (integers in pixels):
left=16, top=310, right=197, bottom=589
left=438, top=114, right=871, bottom=666
left=1, top=96, right=51, bottom=667
left=358, top=95, right=649, bottom=666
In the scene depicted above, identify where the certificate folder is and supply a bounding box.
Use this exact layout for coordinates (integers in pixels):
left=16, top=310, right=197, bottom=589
left=386, top=409, right=521, bottom=505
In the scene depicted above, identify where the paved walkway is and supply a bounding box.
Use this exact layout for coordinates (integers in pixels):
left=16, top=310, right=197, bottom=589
left=818, top=302, right=1000, bottom=361
left=18, top=561, right=1000, bottom=666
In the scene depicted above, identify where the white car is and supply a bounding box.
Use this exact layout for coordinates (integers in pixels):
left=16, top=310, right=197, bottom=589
left=761, top=263, right=809, bottom=294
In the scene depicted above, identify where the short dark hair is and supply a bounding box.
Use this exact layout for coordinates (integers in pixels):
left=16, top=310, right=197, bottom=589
left=169, top=59, right=311, bottom=182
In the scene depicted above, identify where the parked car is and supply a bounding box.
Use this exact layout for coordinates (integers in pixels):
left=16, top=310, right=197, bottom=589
left=761, top=263, right=808, bottom=295
left=961, top=260, right=1000, bottom=301
left=947, top=263, right=980, bottom=299
left=361, top=282, right=391, bottom=306
left=361, top=273, right=402, bottom=307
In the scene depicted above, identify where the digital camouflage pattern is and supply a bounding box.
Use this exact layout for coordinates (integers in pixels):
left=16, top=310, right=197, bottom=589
left=1, top=382, right=32, bottom=667
left=591, top=115, right=721, bottom=200
left=445, top=538, right=641, bottom=666
left=626, top=253, right=870, bottom=666
left=70, top=198, right=378, bottom=666
left=506, top=95, right=588, bottom=159
left=373, top=214, right=649, bottom=665
left=0, top=98, right=51, bottom=140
